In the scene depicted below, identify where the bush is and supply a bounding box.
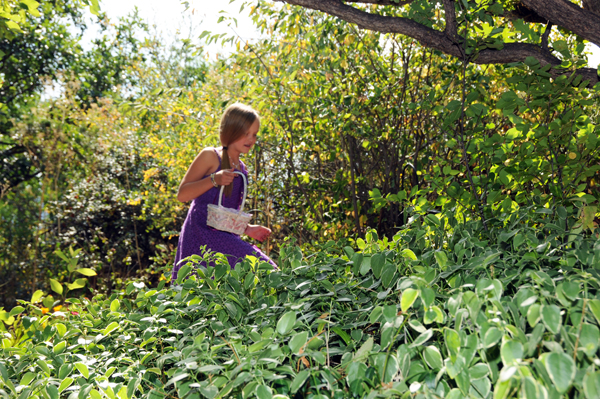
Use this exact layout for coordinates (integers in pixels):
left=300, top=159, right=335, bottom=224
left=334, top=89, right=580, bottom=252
left=1, top=204, right=599, bottom=398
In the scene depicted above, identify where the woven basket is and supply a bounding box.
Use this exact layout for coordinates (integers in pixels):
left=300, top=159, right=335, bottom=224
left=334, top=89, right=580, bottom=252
left=206, top=171, right=252, bottom=235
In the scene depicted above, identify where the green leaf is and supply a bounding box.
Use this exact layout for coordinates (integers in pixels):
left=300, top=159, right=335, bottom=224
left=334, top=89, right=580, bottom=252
left=75, top=268, right=97, bottom=276
left=166, top=373, right=189, bottom=387
left=102, top=321, right=119, bottom=335
left=383, top=305, right=397, bottom=323
left=424, top=305, right=444, bottom=324
left=359, top=255, right=372, bottom=276
left=434, top=251, right=448, bottom=269
left=58, top=377, right=74, bottom=393
left=75, top=362, right=89, bottom=379
left=521, top=376, right=542, bottom=399
left=423, top=346, right=443, bottom=370
left=381, top=263, right=397, bottom=288
left=198, top=365, right=224, bottom=373
left=401, top=248, right=417, bottom=261
left=19, top=371, right=36, bottom=386
left=500, top=339, right=523, bottom=366
left=410, top=329, right=433, bottom=348
left=53, top=340, right=66, bottom=354
left=49, top=278, right=63, bottom=295
left=67, top=278, right=87, bottom=290
left=583, top=371, right=600, bottom=399
left=214, top=262, right=228, bottom=280
left=58, top=364, right=73, bottom=379
left=401, top=288, right=419, bottom=312
left=346, top=362, right=367, bottom=385
left=276, top=311, right=296, bottom=335
left=541, top=304, right=561, bottom=334
left=513, top=233, right=525, bottom=249
left=290, top=370, right=310, bottom=394
left=110, top=299, right=120, bottom=312
left=421, top=287, right=435, bottom=309
left=332, top=327, right=351, bottom=345
left=426, top=214, right=440, bottom=226
left=288, top=331, right=308, bottom=353
left=562, top=281, right=579, bottom=301
left=445, top=328, right=461, bottom=359
left=527, top=304, right=541, bottom=327
left=579, top=323, right=600, bottom=357
left=176, top=264, right=192, bottom=283
left=445, top=355, right=466, bottom=379
left=544, top=352, right=575, bottom=393
left=255, top=385, right=272, bottom=399
left=354, top=336, right=374, bottom=360
left=45, top=385, right=59, bottom=399
left=588, top=299, right=600, bottom=325
left=127, top=378, right=140, bottom=398
left=8, top=306, right=24, bottom=317
left=447, top=388, right=466, bottom=399
left=371, top=253, right=385, bottom=279
left=89, top=0, right=100, bottom=15
left=31, top=290, right=44, bottom=304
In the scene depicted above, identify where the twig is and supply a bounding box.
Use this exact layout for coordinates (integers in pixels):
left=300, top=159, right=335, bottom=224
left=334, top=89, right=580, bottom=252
left=221, top=336, right=241, bottom=364
left=573, top=298, right=587, bottom=361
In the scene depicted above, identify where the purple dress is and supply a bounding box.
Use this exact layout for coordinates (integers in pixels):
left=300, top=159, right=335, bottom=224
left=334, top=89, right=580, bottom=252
left=171, top=149, right=277, bottom=280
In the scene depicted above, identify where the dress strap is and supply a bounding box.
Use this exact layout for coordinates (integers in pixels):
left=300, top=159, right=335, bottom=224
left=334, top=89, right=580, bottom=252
left=213, top=148, right=222, bottom=164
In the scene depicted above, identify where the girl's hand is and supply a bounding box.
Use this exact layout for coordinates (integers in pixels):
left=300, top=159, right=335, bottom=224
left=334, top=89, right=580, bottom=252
left=214, top=169, right=236, bottom=186
left=245, top=225, right=271, bottom=242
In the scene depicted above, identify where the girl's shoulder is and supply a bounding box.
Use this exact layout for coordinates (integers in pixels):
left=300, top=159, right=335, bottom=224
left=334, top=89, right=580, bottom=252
left=194, top=147, right=221, bottom=169
left=198, top=147, right=221, bottom=160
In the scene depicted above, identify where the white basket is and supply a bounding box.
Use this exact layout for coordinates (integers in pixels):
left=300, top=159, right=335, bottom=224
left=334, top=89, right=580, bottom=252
left=206, top=171, right=252, bottom=235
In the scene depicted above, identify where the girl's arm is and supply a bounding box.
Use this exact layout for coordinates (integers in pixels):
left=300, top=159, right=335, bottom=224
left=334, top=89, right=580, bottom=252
left=176, top=148, right=236, bottom=202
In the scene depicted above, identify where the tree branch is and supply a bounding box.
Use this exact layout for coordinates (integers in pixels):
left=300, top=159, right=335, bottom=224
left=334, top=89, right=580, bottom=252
left=522, top=0, right=600, bottom=47
left=341, top=0, right=413, bottom=5
left=582, top=0, right=600, bottom=17
left=279, top=0, right=599, bottom=86
left=541, top=22, right=552, bottom=50
left=443, top=0, right=458, bottom=40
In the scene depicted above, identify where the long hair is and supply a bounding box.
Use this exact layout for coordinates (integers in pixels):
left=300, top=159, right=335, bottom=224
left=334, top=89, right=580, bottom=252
left=219, top=103, right=260, bottom=197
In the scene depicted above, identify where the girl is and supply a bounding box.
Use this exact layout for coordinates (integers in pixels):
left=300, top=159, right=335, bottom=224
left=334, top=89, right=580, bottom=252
left=171, top=103, right=277, bottom=281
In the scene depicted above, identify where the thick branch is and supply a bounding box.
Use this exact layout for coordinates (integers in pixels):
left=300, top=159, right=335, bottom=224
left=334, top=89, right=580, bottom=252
left=582, top=0, right=600, bottom=16
left=341, top=0, right=413, bottom=5
left=504, top=3, right=547, bottom=24
left=443, top=0, right=457, bottom=39
left=522, top=0, right=600, bottom=47
left=280, top=0, right=599, bottom=86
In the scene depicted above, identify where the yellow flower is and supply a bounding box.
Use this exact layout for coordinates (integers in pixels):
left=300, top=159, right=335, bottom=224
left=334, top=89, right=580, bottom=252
left=41, top=307, right=49, bottom=315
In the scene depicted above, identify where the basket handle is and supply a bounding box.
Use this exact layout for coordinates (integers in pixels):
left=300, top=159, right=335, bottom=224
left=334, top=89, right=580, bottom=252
left=217, top=170, right=248, bottom=214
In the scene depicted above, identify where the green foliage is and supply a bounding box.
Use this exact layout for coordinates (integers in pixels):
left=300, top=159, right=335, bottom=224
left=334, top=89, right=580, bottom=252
left=1, top=207, right=600, bottom=398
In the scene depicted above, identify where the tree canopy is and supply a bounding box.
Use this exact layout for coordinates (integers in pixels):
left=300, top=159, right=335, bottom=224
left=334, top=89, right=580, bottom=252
left=277, top=0, right=600, bottom=85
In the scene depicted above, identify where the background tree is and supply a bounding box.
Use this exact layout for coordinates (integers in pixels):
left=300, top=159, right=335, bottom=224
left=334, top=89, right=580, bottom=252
left=0, top=0, right=143, bottom=195
left=0, top=3, right=158, bottom=308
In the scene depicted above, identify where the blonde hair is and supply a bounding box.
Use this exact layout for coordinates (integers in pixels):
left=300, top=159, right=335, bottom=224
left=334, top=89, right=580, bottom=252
left=219, top=103, right=260, bottom=196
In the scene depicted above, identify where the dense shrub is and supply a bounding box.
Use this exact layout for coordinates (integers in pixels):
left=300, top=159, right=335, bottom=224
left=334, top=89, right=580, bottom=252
left=1, top=204, right=599, bottom=398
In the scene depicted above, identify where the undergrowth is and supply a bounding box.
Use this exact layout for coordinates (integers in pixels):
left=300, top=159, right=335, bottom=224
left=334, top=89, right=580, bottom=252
left=1, top=203, right=600, bottom=399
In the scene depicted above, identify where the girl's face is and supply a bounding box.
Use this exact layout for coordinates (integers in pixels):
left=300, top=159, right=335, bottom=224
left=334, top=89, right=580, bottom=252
left=231, top=119, right=259, bottom=154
